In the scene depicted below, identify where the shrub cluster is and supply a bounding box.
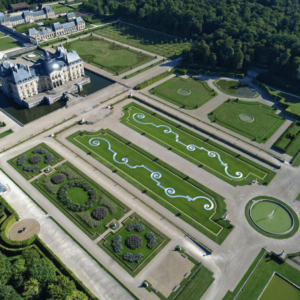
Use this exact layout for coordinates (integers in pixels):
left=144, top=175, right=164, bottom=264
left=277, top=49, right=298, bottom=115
left=126, top=222, right=145, bottom=233
left=29, top=155, right=42, bottom=164
left=43, top=177, right=58, bottom=194
left=23, top=165, right=40, bottom=172
left=32, top=148, right=47, bottom=154
left=77, top=212, right=102, bottom=228
left=17, top=155, right=26, bottom=166
left=99, top=198, right=116, bottom=215
left=145, top=232, right=158, bottom=249
left=123, top=252, right=144, bottom=263
left=59, top=168, right=79, bottom=180
left=57, top=180, right=98, bottom=211
left=112, top=235, right=123, bottom=252
left=45, top=153, right=54, bottom=164
left=125, top=234, right=143, bottom=250
left=51, top=174, right=66, bottom=184
left=92, top=207, right=108, bottom=220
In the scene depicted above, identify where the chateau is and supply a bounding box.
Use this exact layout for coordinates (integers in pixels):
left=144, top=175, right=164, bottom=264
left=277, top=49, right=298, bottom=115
left=0, top=45, right=90, bottom=108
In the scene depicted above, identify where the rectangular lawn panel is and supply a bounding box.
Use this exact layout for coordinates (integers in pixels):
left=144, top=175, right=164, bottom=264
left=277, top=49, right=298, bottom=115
left=120, top=103, right=275, bottom=186
left=31, top=162, right=130, bottom=240
left=223, top=250, right=300, bottom=300
left=0, top=37, right=22, bottom=51
left=149, top=76, right=217, bottom=109
left=8, top=143, right=64, bottom=180
left=94, top=23, right=191, bottom=59
left=68, top=129, right=233, bottom=244
left=209, top=99, right=286, bottom=143
left=63, top=36, right=153, bottom=74
left=98, top=212, right=169, bottom=277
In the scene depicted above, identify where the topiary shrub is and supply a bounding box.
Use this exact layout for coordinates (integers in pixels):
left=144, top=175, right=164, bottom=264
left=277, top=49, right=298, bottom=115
left=112, top=235, right=123, bottom=252
left=58, top=168, right=79, bottom=180
left=45, top=153, right=54, bottom=164
left=23, top=165, right=40, bottom=172
left=125, top=234, right=143, bottom=250
left=51, top=174, right=66, bottom=184
left=92, top=207, right=108, bottom=220
left=32, top=148, right=47, bottom=154
left=145, top=232, right=158, bottom=249
left=77, top=212, right=102, bottom=228
left=123, top=252, right=144, bottom=263
left=43, top=177, right=58, bottom=194
left=99, top=198, right=116, bottom=215
left=17, top=155, right=26, bottom=166
left=126, top=222, right=145, bottom=233
left=29, top=155, right=42, bottom=164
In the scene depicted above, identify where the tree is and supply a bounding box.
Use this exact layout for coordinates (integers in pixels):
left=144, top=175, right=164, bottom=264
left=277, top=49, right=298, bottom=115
left=0, top=284, right=22, bottom=300
left=22, top=248, right=40, bottom=267
left=103, top=5, right=109, bottom=15
left=65, top=290, right=88, bottom=300
left=0, top=256, right=12, bottom=285
left=22, top=278, right=40, bottom=298
left=28, top=258, right=56, bottom=284
left=12, top=259, right=26, bottom=288
left=47, top=275, right=76, bottom=300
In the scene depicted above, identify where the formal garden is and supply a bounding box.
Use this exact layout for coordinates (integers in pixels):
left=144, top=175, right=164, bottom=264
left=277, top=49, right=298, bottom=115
left=0, top=128, right=13, bottom=139
left=273, top=122, right=300, bottom=166
left=8, top=143, right=64, bottom=180
left=94, top=23, right=192, bottom=58
left=245, top=196, right=299, bottom=239
left=223, top=249, right=300, bottom=300
left=63, top=36, right=153, bottom=74
left=68, top=129, right=234, bottom=244
left=0, top=196, right=95, bottom=300
left=143, top=246, right=214, bottom=300
left=98, top=213, right=169, bottom=276
left=149, top=76, right=217, bottom=109
left=31, top=162, right=130, bottom=240
left=120, top=103, right=276, bottom=186
left=208, top=99, right=286, bottom=143
left=0, top=37, right=22, bottom=51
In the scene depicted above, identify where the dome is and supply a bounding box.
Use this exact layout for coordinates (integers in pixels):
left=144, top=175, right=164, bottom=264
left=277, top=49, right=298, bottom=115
left=40, top=58, right=62, bottom=75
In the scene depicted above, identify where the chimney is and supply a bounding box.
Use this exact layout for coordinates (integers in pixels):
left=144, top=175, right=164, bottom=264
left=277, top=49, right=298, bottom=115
left=26, top=65, right=31, bottom=74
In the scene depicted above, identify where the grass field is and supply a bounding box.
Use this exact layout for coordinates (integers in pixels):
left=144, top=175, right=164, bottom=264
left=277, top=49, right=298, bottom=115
left=63, top=36, right=153, bottom=74
left=121, top=103, right=276, bottom=186
left=124, top=60, right=164, bottom=79
left=94, top=23, right=192, bottom=58
left=0, top=128, right=13, bottom=139
left=8, top=143, right=64, bottom=180
left=149, top=76, right=217, bottom=109
left=0, top=37, right=22, bottom=51
left=53, top=4, right=77, bottom=12
left=32, top=162, right=130, bottom=240
left=208, top=99, right=286, bottom=143
left=98, top=212, right=169, bottom=276
left=223, top=249, right=300, bottom=300
left=0, top=32, right=6, bottom=37
left=68, top=129, right=233, bottom=244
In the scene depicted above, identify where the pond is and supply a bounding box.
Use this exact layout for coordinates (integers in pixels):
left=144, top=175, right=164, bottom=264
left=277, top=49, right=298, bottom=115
left=0, top=69, right=114, bottom=125
left=215, top=80, right=258, bottom=98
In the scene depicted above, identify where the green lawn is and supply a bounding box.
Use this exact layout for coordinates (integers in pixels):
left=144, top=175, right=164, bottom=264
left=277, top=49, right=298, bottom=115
left=208, top=99, right=286, bottom=143
left=8, top=143, right=64, bottom=180
left=223, top=249, right=300, bottom=300
left=121, top=103, right=276, bottom=186
left=149, top=76, right=217, bottom=109
left=68, top=129, right=233, bottom=244
left=53, top=5, right=76, bottom=12
left=0, top=128, right=13, bottom=139
left=0, top=37, right=22, bottom=51
left=63, top=36, right=153, bottom=74
left=124, top=60, right=164, bottom=79
left=0, top=32, right=6, bottom=37
left=94, top=23, right=191, bottom=59
left=32, top=162, right=130, bottom=240
left=98, top=213, right=169, bottom=276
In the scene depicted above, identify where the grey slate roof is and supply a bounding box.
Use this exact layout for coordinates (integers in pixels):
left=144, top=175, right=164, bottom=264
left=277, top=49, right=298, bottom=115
left=63, top=21, right=75, bottom=29
left=44, top=6, right=53, bottom=13
left=67, top=12, right=76, bottom=19
left=28, top=28, right=39, bottom=35
left=75, top=16, right=84, bottom=24
left=0, top=13, right=7, bottom=23
left=8, top=15, right=24, bottom=22
left=53, top=22, right=63, bottom=30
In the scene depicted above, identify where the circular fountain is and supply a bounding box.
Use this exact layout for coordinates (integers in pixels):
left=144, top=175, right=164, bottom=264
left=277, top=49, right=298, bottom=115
left=249, top=200, right=294, bottom=235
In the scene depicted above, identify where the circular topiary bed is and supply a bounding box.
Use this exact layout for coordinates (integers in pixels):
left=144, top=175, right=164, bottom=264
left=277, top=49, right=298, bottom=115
left=57, top=180, right=98, bottom=212
left=51, top=174, right=66, bottom=184
left=126, top=234, right=143, bottom=250
left=92, top=207, right=108, bottom=220
left=238, top=113, right=254, bottom=123
left=177, top=88, right=191, bottom=96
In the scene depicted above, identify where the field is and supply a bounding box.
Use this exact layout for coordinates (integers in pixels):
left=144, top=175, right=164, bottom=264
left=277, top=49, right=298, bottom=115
left=0, top=37, right=21, bottom=51
left=8, top=143, right=64, bottom=180
left=68, top=129, right=233, bottom=244
left=63, top=36, right=153, bottom=74
left=121, top=103, right=276, bottom=186
left=145, top=247, right=214, bottom=300
left=0, top=128, right=13, bottom=139
left=32, top=162, right=130, bottom=240
left=0, top=32, right=6, bottom=37
left=53, top=4, right=77, bottom=12
left=124, top=60, right=164, bottom=79
left=208, top=99, right=286, bottom=143
left=270, top=88, right=300, bottom=115
left=223, top=249, right=300, bottom=300
left=149, top=76, right=216, bottom=109
left=98, top=213, right=169, bottom=276
left=94, top=23, right=192, bottom=58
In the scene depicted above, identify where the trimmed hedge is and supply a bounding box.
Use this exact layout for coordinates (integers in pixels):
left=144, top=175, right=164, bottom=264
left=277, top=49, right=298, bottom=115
left=175, top=67, right=244, bottom=78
